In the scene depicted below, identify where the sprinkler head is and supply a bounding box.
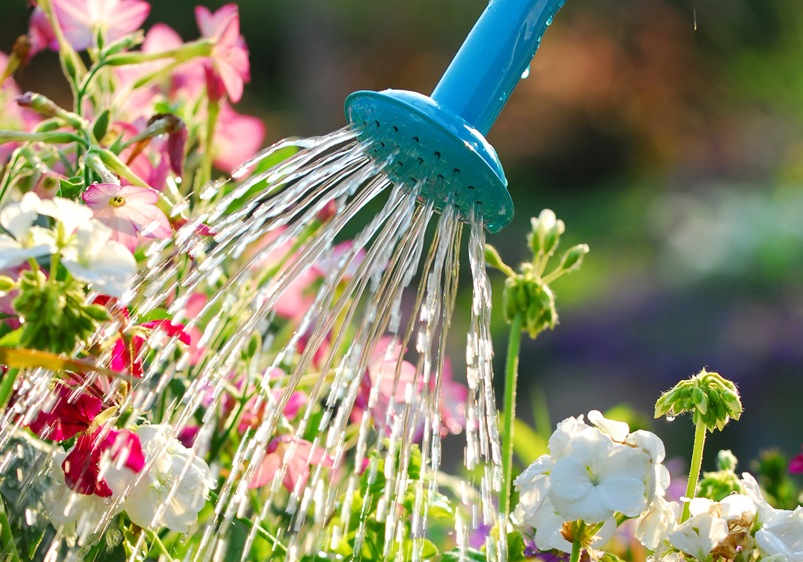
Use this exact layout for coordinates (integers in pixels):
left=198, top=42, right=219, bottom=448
left=345, top=89, right=511, bottom=233
left=345, top=0, right=567, bottom=234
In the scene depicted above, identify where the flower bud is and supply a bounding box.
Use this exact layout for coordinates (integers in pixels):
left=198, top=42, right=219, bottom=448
left=503, top=275, right=557, bottom=338
left=558, top=243, right=590, bottom=273
left=484, top=243, right=515, bottom=277
left=0, top=275, right=16, bottom=295
left=655, top=369, right=742, bottom=432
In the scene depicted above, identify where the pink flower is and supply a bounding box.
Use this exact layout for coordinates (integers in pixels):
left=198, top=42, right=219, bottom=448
left=28, top=385, right=104, bottom=441
left=28, top=8, right=58, bottom=57
left=82, top=183, right=171, bottom=252
left=62, top=427, right=144, bottom=497
left=213, top=101, right=265, bottom=173
left=351, top=337, right=423, bottom=433
left=52, top=0, right=150, bottom=51
left=790, top=449, right=803, bottom=474
left=195, top=4, right=250, bottom=102
left=434, top=359, right=468, bottom=436
left=0, top=52, right=40, bottom=163
left=250, top=436, right=332, bottom=492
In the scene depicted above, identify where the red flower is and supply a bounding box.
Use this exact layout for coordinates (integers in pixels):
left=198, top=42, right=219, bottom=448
left=62, top=427, right=144, bottom=497
left=27, top=385, right=103, bottom=441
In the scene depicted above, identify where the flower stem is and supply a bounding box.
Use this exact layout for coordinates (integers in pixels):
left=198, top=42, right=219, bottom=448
left=680, top=417, right=708, bottom=522
left=197, top=98, right=220, bottom=194
left=500, top=311, right=523, bottom=523
left=569, top=538, right=582, bottom=562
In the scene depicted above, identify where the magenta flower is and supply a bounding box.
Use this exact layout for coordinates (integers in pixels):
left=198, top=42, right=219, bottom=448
left=28, top=8, right=58, bottom=57
left=62, top=427, right=144, bottom=497
left=790, top=449, right=803, bottom=474
left=82, top=183, right=171, bottom=252
left=110, top=319, right=191, bottom=378
left=28, top=385, right=104, bottom=442
left=0, top=52, right=40, bottom=163
left=52, top=0, right=150, bottom=51
left=213, top=101, right=265, bottom=173
left=195, top=4, right=250, bottom=102
left=250, top=436, right=332, bottom=492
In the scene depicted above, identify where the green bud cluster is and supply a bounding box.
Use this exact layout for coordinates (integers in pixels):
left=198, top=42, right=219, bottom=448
left=485, top=209, right=589, bottom=339
left=654, top=368, right=743, bottom=431
left=503, top=268, right=556, bottom=338
left=698, top=450, right=743, bottom=501
left=11, top=270, right=109, bottom=354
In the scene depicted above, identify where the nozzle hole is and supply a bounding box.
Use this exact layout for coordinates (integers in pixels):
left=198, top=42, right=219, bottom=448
left=467, top=184, right=475, bottom=190
left=374, top=120, right=381, bottom=128
left=392, top=125, right=399, bottom=133
left=412, top=136, right=419, bottom=143
left=434, top=151, right=441, bottom=160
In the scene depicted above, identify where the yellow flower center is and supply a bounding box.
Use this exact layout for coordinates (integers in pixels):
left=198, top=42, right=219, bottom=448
left=109, top=195, right=126, bottom=208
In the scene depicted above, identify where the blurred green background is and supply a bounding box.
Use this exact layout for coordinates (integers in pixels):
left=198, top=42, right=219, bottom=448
left=3, top=0, right=803, bottom=472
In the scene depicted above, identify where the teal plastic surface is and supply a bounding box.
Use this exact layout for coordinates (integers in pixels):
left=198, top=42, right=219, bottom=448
left=345, top=0, right=566, bottom=232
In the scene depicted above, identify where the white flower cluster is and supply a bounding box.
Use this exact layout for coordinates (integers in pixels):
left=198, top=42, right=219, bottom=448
left=0, top=192, right=136, bottom=297
left=514, top=411, right=803, bottom=561
left=513, top=410, right=670, bottom=553
left=649, top=473, right=803, bottom=561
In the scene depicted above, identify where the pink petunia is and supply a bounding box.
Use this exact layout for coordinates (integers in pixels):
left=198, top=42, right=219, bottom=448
left=52, top=0, right=150, bottom=52
left=195, top=4, right=250, bottom=102
left=790, top=449, right=803, bottom=474
left=250, top=436, right=332, bottom=492
left=82, top=183, right=171, bottom=252
left=434, top=359, right=468, bottom=436
left=351, top=337, right=423, bottom=433
left=0, top=52, right=40, bottom=163
left=61, top=427, right=144, bottom=497
left=27, top=385, right=104, bottom=441
left=213, top=100, right=265, bottom=173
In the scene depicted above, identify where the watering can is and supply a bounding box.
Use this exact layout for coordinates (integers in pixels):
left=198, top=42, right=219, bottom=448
left=345, top=0, right=566, bottom=233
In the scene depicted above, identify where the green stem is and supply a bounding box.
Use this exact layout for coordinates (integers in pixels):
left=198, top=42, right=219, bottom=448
left=0, top=497, right=21, bottom=562
left=680, top=418, right=708, bottom=523
left=0, top=131, right=86, bottom=145
left=148, top=530, right=175, bottom=561
left=569, top=538, right=581, bottom=562
left=500, top=311, right=523, bottom=523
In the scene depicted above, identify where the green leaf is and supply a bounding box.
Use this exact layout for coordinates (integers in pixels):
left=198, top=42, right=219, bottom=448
left=440, top=548, right=487, bottom=562
left=58, top=175, right=85, bottom=199
left=92, top=109, right=111, bottom=142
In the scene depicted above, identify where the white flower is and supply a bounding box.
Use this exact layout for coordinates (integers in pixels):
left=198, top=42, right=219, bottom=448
left=106, top=424, right=213, bottom=532
left=755, top=507, right=803, bottom=560
left=37, top=195, right=93, bottom=239
left=668, top=511, right=729, bottom=559
left=60, top=220, right=137, bottom=298
left=635, top=496, right=680, bottom=550
left=0, top=192, right=57, bottom=268
left=44, top=451, right=121, bottom=544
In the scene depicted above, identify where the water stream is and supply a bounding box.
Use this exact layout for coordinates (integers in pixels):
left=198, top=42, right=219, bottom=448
left=0, top=125, right=505, bottom=561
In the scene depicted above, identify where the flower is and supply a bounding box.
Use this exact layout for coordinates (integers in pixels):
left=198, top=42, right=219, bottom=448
left=195, top=4, right=250, bottom=102
left=106, top=424, right=213, bottom=532
left=250, top=436, right=332, bottom=493
left=790, top=448, right=803, bottom=474
left=61, top=427, right=144, bottom=497
left=45, top=450, right=120, bottom=544
left=60, top=220, right=138, bottom=298
left=755, top=507, right=803, bottom=559
left=0, top=52, right=40, bottom=162
left=352, top=337, right=423, bottom=433
left=52, top=0, right=150, bottom=51
left=82, top=183, right=172, bottom=252
left=0, top=192, right=57, bottom=269
left=213, top=101, right=265, bottom=173
left=110, top=319, right=191, bottom=377
left=27, top=384, right=104, bottom=441
left=667, top=511, right=729, bottom=560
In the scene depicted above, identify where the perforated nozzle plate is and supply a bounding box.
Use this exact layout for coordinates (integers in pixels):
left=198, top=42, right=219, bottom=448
left=345, top=89, right=513, bottom=233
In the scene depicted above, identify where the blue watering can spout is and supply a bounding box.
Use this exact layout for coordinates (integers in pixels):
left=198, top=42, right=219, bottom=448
left=345, top=0, right=566, bottom=232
